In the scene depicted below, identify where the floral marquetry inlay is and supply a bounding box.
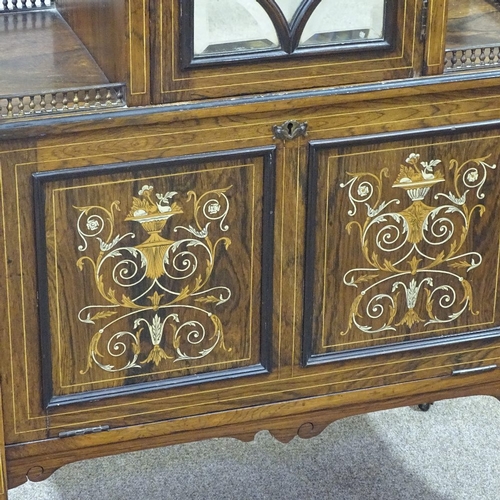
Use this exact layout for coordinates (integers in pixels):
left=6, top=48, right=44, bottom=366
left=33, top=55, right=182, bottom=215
left=75, top=184, right=233, bottom=374
left=339, top=152, right=496, bottom=337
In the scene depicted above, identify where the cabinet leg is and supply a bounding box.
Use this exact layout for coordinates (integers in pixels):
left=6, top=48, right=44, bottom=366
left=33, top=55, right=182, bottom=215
left=418, top=403, right=433, bottom=412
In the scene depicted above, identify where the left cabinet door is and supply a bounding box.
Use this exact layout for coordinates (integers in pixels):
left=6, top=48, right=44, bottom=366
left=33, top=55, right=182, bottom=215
left=2, top=146, right=276, bottom=440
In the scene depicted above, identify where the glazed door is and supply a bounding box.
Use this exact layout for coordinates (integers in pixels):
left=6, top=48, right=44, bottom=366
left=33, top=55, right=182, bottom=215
left=304, top=126, right=500, bottom=366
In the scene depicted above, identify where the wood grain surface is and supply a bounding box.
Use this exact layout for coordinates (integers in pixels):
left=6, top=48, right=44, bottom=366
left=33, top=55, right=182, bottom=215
left=1, top=1, right=500, bottom=497
left=1, top=80, right=500, bottom=452
left=447, top=0, right=500, bottom=48
left=306, top=129, right=500, bottom=360
left=35, top=151, right=273, bottom=405
left=0, top=10, right=108, bottom=95
left=56, top=0, right=151, bottom=106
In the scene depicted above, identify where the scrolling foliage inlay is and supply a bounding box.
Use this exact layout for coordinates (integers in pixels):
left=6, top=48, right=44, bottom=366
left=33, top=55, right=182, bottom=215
left=75, top=184, right=233, bottom=374
left=340, top=153, right=496, bottom=336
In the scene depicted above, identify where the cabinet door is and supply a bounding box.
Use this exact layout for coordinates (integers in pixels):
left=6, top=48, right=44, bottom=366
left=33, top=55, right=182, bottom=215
left=304, top=126, right=500, bottom=365
left=153, top=0, right=424, bottom=102
left=33, top=148, right=275, bottom=411
left=444, top=0, right=500, bottom=72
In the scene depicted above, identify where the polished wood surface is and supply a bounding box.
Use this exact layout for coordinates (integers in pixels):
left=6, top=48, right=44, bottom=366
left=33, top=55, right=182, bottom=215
left=152, top=0, right=423, bottom=102
left=36, top=151, right=272, bottom=405
left=56, top=0, right=151, bottom=106
left=1, top=80, right=500, bottom=445
left=423, top=0, right=448, bottom=75
left=6, top=375, right=500, bottom=489
left=306, top=130, right=500, bottom=360
left=0, top=10, right=108, bottom=95
left=56, top=0, right=127, bottom=84
left=447, top=0, right=500, bottom=48
left=1, top=1, right=500, bottom=498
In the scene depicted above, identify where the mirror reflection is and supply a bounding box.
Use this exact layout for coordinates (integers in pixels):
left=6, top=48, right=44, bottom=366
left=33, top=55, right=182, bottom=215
left=192, top=0, right=387, bottom=57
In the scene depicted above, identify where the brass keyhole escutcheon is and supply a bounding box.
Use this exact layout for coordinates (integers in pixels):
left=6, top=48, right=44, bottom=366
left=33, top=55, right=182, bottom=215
left=272, top=120, right=308, bottom=141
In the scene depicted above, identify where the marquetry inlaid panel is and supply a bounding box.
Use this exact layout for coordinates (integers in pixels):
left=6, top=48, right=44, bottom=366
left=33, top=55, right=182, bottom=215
left=34, top=150, right=275, bottom=406
left=304, top=129, right=500, bottom=362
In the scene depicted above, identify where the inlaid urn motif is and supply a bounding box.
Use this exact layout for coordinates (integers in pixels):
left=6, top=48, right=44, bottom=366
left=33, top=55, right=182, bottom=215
left=74, top=184, right=233, bottom=374
left=339, top=152, right=496, bottom=336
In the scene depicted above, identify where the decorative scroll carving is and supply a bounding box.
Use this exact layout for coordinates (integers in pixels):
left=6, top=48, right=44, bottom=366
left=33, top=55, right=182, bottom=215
left=272, top=120, right=308, bottom=141
left=267, top=420, right=328, bottom=443
left=76, top=185, right=233, bottom=374
left=340, top=153, right=496, bottom=336
left=26, top=466, right=47, bottom=482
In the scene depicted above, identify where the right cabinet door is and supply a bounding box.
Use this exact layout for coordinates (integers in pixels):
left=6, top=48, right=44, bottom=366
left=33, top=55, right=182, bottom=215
left=304, top=126, right=500, bottom=368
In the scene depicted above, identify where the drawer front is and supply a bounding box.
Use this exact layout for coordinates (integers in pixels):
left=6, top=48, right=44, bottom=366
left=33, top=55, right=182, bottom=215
left=304, top=125, right=500, bottom=365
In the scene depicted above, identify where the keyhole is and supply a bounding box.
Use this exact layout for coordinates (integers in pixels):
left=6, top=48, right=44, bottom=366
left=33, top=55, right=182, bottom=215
left=272, top=120, right=307, bottom=141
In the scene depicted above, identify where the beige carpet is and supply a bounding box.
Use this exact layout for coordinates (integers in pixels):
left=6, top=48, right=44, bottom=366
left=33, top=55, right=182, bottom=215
left=9, top=395, right=500, bottom=499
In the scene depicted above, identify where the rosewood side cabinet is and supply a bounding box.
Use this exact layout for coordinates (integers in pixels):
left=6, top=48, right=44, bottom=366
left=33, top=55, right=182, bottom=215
left=1, top=0, right=500, bottom=496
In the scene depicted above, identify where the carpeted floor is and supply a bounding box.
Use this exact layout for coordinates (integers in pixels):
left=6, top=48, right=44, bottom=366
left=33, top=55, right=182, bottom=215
left=8, top=395, right=500, bottom=499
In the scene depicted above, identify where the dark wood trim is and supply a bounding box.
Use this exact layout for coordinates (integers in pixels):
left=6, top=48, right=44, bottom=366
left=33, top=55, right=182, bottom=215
left=307, top=328, right=500, bottom=366
left=260, top=148, right=276, bottom=372
left=32, top=172, right=54, bottom=410
left=47, top=364, right=270, bottom=408
left=288, top=0, right=322, bottom=53
left=302, top=120, right=500, bottom=367
left=178, top=0, right=195, bottom=69
left=33, top=146, right=277, bottom=408
left=256, top=0, right=290, bottom=52
left=384, top=0, right=398, bottom=51
left=307, top=118, right=500, bottom=150
left=302, top=141, right=319, bottom=367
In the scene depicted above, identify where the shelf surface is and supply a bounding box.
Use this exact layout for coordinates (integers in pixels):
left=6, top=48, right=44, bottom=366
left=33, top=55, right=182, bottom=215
left=0, top=8, right=109, bottom=96
left=447, top=0, right=500, bottom=49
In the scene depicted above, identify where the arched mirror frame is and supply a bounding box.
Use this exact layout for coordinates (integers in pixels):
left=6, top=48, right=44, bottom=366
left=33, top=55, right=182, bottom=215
left=180, top=0, right=397, bottom=69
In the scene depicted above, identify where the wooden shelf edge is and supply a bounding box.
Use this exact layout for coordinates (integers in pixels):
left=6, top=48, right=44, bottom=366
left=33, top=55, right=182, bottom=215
left=1, top=71, right=500, bottom=140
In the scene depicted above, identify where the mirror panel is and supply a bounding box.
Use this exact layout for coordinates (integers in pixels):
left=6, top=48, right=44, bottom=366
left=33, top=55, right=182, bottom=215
left=275, top=0, right=304, bottom=21
left=193, top=0, right=280, bottom=56
left=299, top=0, right=385, bottom=47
